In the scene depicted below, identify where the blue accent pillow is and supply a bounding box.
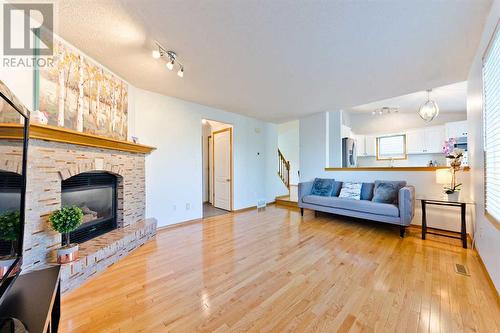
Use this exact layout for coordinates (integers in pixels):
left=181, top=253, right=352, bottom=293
left=331, top=181, right=343, bottom=197
left=311, top=178, right=335, bottom=196
left=372, top=181, right=407, bottom=204
left=360, top=183, right=374, bottom=200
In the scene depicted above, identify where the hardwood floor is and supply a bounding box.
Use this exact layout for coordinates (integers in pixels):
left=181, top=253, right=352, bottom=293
left=60, top=206, right=500, bottom=332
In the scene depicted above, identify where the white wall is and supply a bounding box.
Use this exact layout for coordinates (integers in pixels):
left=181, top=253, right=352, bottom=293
left=466, top=0, right=500, bottom=292
left=278, top=120, right=300, bottom=185
left=132, top=87, right=285, bottom=227
left=348, top=111, right=467, bottom=134
left=299, top=111, right=472, bottom=233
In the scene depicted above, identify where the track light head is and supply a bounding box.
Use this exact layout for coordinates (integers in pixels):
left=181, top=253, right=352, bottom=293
left=166, top=60, right=174, bottom=71
left=177, top=67, right=184, bottom=78
left=152, top=49, right=161, bottom=59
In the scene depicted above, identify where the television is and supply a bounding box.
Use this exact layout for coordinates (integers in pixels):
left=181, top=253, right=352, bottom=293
left=0, top=80, right=29, bottom=305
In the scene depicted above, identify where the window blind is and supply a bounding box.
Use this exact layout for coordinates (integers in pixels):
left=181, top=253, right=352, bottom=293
left=377, top=134, right=406, bottom=159
left=483, top=26, right=500, bottom=223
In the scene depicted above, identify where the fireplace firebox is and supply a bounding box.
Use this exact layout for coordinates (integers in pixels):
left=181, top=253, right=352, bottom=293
left=62, top=172, right=117, bottom=244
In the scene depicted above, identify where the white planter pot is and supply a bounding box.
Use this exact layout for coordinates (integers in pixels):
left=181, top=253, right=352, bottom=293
left=446, top=191, right=460, bottom=202
left=57, top=243, right=79, bottom=264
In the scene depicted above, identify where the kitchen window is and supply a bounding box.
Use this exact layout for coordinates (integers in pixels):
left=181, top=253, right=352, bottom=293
left=376, top=134, right=407, bottom=160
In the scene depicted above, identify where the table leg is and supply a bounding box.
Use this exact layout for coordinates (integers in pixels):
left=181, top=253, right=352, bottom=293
left=421, top=200, right=426, bottom=240
left=461, top=203, right=467, bottom=248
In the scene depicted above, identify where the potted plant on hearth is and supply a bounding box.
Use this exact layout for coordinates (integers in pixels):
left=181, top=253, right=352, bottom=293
left=0, top=211, right=20, bottom=276
left=442, top=140, right=464, bottom=201
left=49, top=206, right=83, bottom=264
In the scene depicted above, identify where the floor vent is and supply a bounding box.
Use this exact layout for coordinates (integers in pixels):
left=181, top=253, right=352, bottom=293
left=454, top=263, right=470, bottom=276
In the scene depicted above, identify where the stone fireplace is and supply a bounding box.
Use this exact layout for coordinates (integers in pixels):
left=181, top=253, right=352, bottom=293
left=0, top=123, right=157, bottom=293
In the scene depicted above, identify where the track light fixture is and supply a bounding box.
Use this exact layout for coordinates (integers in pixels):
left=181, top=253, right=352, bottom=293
left=151, top=42, right=185, bottom=78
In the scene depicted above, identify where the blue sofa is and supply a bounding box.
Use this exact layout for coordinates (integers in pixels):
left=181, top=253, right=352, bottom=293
left=298, top=180, right=415, bottom=237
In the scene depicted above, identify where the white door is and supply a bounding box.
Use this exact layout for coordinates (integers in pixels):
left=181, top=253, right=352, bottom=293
left=213, top=128, right=232, bottom=210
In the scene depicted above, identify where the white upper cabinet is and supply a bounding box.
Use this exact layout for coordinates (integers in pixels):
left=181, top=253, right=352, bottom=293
left=445, top=120, right=468, bottom=139
left=406, top=130, right=425, bottom=154
left=365, top=135, right=376, bottom=156
left=404, top=126, right=445, bottom=154
left=424, top=126, right=446, bottom=153
left=354, top=135, right=366, bottom=156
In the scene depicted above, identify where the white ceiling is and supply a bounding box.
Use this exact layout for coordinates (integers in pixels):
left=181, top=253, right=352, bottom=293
left=349, top=81, right=467, bottom=114
left=53, top=0, right=492, bottom=123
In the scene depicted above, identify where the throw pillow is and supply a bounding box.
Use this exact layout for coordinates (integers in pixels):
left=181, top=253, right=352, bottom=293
left=331, top=181, right=343, bottom=197
left=338, top=182, right=362, bottom=200
left=360, top=183, right=375, bottom=200
left=311, top=178, right=335, bottom=196
left=372, top=181, right=407, bottom=204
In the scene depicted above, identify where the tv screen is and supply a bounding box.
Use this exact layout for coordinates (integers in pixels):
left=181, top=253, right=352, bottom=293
left=0, top=80, right=29, bottom=305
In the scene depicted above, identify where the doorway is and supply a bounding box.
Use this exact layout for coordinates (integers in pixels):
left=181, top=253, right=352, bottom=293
left=202, top=119, right=233, bottom=218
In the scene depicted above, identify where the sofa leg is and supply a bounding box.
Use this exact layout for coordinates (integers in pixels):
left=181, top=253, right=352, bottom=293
left=300, top=208, right=304, bottom=216
left=400, top=226, right=406, bottom=238
left=314, top=210, right=318, bottom=218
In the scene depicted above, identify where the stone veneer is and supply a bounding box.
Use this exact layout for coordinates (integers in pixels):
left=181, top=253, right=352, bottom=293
left=0, top=138, right=156, bottom=292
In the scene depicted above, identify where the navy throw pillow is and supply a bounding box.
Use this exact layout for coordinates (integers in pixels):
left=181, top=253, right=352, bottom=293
left=311, top=178, right=335, bottom=196
left=360, top=183, right=374, bottom=200
left=331, top=181, right=343, bottom=197
left=372, top=181, right=406, bottom=204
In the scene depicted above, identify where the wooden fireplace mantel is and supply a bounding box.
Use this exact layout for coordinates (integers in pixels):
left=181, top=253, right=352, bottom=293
left=0, top=123, right=156, bottom=154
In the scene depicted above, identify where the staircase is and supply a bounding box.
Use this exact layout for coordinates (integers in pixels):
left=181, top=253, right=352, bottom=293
left=276, top=149, right=298, bottom=208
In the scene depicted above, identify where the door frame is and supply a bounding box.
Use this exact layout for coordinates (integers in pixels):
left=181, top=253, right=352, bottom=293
left=212, top=127, right=233, bottom=211
left=207, top=135, right=212, bottom=204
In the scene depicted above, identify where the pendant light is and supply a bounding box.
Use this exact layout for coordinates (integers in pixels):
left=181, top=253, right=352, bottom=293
left=418, top=89, right=439, bottom=122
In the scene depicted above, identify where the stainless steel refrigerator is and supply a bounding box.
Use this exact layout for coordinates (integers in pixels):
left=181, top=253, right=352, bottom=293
left=342, top=137, right=357, bottom=168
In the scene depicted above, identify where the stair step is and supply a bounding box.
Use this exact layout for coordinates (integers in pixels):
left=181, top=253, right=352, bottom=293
left=275, top=196, right=299, bottom=208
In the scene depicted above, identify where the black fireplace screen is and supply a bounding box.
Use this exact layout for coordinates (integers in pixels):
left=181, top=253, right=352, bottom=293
left=62, top=172, right=117, bottom=244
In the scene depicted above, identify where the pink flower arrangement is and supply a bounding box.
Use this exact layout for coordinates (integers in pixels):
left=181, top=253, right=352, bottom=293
left=442, top=138, right=457, bottom=155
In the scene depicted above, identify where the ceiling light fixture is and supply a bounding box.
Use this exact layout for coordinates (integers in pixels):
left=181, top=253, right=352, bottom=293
left=418, top=89, right=439, bottom=122
left=371, top=107, right=398, bottom=116
left=151, top=42, right=185, bottom=78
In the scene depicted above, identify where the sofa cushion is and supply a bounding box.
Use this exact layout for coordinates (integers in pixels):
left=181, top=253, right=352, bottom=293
left=331, top=181, right=343, bottom=197
left=339, top=182, right=362, bottom=200
left=311, top=178, right=335, bottom=196
left=372, top=180, right=407, bottom=204
left=360, top=183, right=375, bottom=200
left=302, top=195, right=400, bottom=217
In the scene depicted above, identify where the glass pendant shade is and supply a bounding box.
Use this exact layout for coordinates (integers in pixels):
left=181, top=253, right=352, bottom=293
left=418, top=90, right=439, bottom=122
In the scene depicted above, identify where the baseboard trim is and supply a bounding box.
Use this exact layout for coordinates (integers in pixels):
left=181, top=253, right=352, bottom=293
left=475, top=249, right=500, bottom=303
left=157, top=203, right=276, bottom=232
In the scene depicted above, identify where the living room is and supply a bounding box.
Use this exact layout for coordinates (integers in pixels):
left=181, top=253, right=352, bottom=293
left=0, top=1, right=499, bottom=332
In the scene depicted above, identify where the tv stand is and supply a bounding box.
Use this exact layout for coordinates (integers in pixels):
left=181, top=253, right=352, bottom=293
left=0, top=266, right=60, bottom=333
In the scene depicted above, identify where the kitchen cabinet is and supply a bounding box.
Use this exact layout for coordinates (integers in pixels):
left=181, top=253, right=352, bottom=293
left=445, top=120, right=468, bottom=139
left=354, top=135, right=365, bottom=156
left=365, top=135, right=376, bottom=156
left=406, top=126, right=445, bottom=154
left=353, top=135, right=375, bottom=156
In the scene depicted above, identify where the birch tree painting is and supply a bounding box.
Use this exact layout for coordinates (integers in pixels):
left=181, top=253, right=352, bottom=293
left=39, top=39, right=128, bottom=140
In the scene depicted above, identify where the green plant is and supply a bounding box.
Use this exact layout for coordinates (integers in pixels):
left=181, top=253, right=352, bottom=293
left=0, top=211, right=20, bottom=255
left=49, top=206, right=83, bottom=247
left=0, top=211, right=20, bottom=241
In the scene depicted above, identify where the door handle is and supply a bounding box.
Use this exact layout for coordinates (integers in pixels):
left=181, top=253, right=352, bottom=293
left=226, top=179, right=231, bottom=182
